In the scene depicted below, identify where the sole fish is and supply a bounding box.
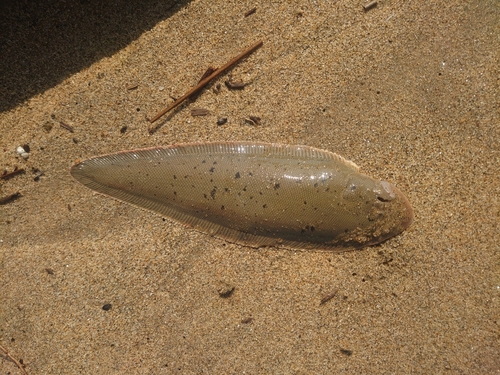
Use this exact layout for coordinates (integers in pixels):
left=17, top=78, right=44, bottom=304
left=71, top=142, right=413, bottom=251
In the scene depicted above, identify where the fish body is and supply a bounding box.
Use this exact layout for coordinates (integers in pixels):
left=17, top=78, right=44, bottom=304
left=71, top=142, right=413, bottom=251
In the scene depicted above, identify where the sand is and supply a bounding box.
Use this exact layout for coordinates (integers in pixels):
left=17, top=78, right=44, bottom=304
left=1, top=0, right=499, bottom=373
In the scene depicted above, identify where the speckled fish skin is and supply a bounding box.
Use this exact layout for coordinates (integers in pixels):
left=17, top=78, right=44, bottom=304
left=71, top=142, right=413, bottom=251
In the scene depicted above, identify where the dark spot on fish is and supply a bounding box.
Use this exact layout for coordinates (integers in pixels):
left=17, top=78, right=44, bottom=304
left=184, top=175, right=188, bottom=179
left=314, top=183, right=318, bottom=188
left=274, top=183, right=280, bottom=190
left=249, top=172, right=253, bottom=176
left=224, top=187, right=230, bottom=192
left=193, top=166, right=197, bottom=169
left=174, top=191, right=177, bottom=195
left=243, top=186, right=247, bottom=192
left=204, top=193, right=208, bottom=199
left=213, top=161, right=217, bottom=165
left=221, top=205, right=225, bottom=210
left=202, top=160, right=206, bottom=163
left=173, top=175, right=177, bottom=179
left=263, top=204, right=267, bottom=208
left=235, top=172, right=241, bottom=179
left=209, top=167, right=215, bottom=173
left=210, top=187, right=217, bottom=199
left=304, top=201, right=307, bottom=205
left=377, top=196, right=390, bottom=202
left=310, top=226, right=315, bottom=232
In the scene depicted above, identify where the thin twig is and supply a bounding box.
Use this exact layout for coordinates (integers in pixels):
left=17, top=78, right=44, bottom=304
left=149, top=40, right=263, bottom=123
left=0, top=343, right=28, bottom=375
left=189, top=66, right=217, bottom=101
left=60, top=121, right=74, bottom=133
left=1, top=168, right=25, bottom=180
left=320, top=289, right=338, bottom=305
left=0, top=192, right=21, bottom=205
left=244, top=7, right=257, bottom=17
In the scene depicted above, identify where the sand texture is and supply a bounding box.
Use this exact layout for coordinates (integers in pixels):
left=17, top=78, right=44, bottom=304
left=1, top=0, right=499, bottom=373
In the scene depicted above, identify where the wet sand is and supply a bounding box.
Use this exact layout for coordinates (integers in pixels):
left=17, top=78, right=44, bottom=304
left=1, top=0, right=499, bottom=373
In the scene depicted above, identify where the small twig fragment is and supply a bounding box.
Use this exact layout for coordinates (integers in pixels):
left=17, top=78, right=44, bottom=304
left=249, top=116, right=261, bottom=125
left=245, top=116, right=261, bottom=125
left=1, top=168, right=25, bottom=180
left=363, top=1, right=377, bottom=11
left=189, top=67, right=217, bottom=101
left=340, top=348, right=353, bottom=356
left=244, top=7, right=257, bottom=17
left=213, top=83, right=222, bottom=94
left=320, top=289, right=338, bottom=305
left=241, top=317, right=253, bottom=324
left=197, top=67, right=217, bottom=84
left=60, top=121, right=74, bottom=133
left=191, top=108, right=210, bottom=116
left=126, top=83, right=138, bottom=90
left=0, top=192, right=21, bottom=205
left=0, top=343, right=28, bottom=375
left=149, top=40, right=263, bottom=123
left=225, top=80, right=246, bottom=90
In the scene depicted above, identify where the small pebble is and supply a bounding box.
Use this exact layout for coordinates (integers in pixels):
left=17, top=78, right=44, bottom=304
left=217, top=117, right=228, bottom=126
left=217, top=282, right=235, bottom=298
left=16, top=146, right=29, bottom=160
left=102, top=303, right=112, bottom=311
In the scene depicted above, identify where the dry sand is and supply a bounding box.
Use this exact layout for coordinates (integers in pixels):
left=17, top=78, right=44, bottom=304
left=1, top=0, right=499, bottom=373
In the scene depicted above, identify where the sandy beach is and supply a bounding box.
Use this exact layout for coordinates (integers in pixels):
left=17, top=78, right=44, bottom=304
left=1, top=0, right=499, bottom=373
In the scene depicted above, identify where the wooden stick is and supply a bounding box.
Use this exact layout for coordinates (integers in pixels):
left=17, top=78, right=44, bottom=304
left=1, top=168, right=25, bottom=180
left=0, top=192, right=21, bottom=205
left=149, top=40, right=263, bottom=123
left=320, top=289, right=338, bottom=305
left=0, top=343, right=28, bottom=375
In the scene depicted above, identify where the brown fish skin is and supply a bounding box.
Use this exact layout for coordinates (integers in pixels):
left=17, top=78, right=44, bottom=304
left=70, top=142, right=413, bottom=251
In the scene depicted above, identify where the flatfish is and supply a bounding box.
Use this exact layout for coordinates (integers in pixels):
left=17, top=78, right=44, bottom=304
left=71, top=142, right=413, bottom=251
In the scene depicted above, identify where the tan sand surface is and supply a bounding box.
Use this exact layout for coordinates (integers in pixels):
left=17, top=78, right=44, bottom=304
left=1, top=0, right=499, bottom=373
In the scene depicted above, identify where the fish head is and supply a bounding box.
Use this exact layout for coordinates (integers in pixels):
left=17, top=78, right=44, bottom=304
left=340, top=174, right=414, bottom=247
